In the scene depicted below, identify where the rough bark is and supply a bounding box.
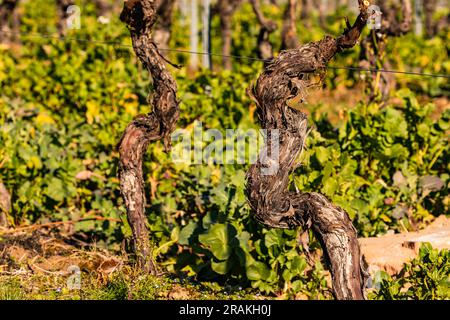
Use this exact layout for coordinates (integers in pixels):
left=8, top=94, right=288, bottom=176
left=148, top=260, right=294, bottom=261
left=56, top=0, right=75, bottom=35
left=360, top=0, right=412, bottom=101
left=118, top=0, right=180, bottom=274
left=250, top=0, right=277, bottom=61
left=0, top=0, right=20, bottom=43
left=246, top=0, right=371, bottom=300
left=281, top=0, right=300, bottom=50
left=218, top=0, right=242, bottom=70
left=154, top=0, right=176, bottom=48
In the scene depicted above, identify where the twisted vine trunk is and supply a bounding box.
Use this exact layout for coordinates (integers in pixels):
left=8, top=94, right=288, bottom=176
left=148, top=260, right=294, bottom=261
left=246, top=0, right=371, bottom=300
left=118, top=0, right=179, bottom=274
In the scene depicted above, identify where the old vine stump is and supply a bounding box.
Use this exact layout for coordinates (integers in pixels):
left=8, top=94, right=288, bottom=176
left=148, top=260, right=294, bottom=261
left=246, top=0, right=372, bottom=300
left=118, top=0, right=179, bottom=275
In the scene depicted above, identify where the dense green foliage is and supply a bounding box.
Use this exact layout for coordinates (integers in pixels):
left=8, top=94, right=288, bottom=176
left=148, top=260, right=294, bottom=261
left=301, top=91, right=449, bottom=236
left=372, top=243, right=450, bottom=300
left=0, top=0, right=448, bottom=299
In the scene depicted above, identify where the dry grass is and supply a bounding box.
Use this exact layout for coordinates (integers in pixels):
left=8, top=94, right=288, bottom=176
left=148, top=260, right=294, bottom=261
left=0, top=227, right=263, bottom=300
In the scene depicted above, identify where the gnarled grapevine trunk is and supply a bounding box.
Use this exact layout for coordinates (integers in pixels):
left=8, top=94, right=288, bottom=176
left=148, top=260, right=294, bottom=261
left=118, top=0, right=179, bottom=274
left=246, top=0, right=371, bottom=300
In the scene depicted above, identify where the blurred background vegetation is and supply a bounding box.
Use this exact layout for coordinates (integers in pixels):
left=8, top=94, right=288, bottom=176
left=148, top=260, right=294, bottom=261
left=0, top=0, right=448, bottom=299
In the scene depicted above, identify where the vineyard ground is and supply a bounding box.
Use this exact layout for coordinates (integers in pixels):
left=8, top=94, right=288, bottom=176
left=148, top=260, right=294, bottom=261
left=1, top=215, right=449, bottom=300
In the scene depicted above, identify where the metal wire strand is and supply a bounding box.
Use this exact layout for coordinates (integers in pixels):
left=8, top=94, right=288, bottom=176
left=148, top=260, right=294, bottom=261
left=1, top=30, right=449, bottom=79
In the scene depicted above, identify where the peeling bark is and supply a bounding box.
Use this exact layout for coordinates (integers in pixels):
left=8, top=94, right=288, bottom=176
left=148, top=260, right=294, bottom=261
left=246, top=0, right=371, bottom=300
left=0, top=0, right=20, bottom=43
left=250, top=0, right=277, bottom=61
left=118, top=0, right=180, bottom=274
left=281, top=0, right=300, bottom=50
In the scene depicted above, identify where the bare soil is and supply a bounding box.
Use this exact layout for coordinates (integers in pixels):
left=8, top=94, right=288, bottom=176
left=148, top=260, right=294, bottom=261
left=0, top=228, right=123, bottom=280
left=359, top=215, right=450, bottom=275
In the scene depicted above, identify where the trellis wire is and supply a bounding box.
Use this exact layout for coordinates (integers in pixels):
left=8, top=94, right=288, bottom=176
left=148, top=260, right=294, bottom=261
left=1, top=30, right=449, bottom=79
